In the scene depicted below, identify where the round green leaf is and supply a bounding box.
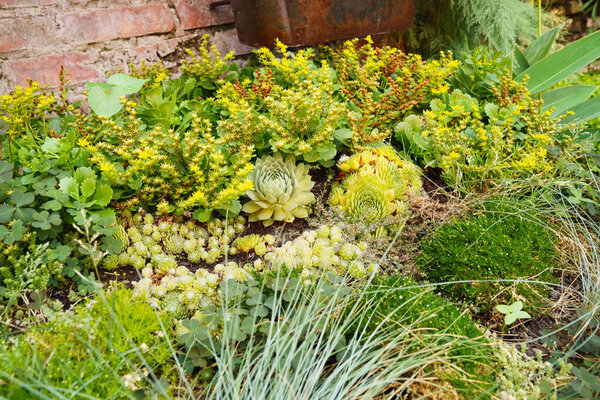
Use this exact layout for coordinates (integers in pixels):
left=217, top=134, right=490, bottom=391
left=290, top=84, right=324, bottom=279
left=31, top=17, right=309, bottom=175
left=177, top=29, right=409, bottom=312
left=11, top=189, right=34, bottom=207
left=87, top=83, right=127, bottom=117
left=106, top=73, right=149, bottom=94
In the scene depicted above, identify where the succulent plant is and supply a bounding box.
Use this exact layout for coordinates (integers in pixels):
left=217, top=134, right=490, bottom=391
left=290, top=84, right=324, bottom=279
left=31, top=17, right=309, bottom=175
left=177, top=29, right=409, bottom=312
left=112, top=224, right=129, bottom=253
left=242, top=153, right=315, bottom=227
left=164, top=235, right=185, bottom=254
left=103, top=255, right=119, bottom=270
left=338, top=169, right=397, bottom=223
left=257, top=225, right=377, bottom=281
left=330, top=146, right=422, bottom=226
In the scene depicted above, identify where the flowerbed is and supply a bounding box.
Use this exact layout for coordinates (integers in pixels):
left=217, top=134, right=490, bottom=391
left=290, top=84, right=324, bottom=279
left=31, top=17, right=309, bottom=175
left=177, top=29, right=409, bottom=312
left=1, top=31, right=600, bottom=399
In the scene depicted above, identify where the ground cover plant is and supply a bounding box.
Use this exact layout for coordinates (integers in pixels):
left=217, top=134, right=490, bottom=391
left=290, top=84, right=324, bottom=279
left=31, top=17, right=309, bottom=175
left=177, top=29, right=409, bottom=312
left=0, top=16, right=600, bottom=399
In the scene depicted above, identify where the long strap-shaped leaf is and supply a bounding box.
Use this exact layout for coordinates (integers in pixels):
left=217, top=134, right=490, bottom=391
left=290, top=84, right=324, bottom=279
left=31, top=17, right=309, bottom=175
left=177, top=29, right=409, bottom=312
left=562, top=96, right=600, bottom=124
left=524, top=24, right=563, bottom=66
left=541, top=85, right=597, bottom=115
left=517, top=31, right=600, bottom=94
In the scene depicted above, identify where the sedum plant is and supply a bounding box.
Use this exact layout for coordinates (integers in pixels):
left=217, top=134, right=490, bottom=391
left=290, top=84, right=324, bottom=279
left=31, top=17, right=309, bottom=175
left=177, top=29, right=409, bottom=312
left=216, top=41, right=348, bottom=166
left=242, top=153, right=315, bottom=227
left=81, top=102, right=254, bottom=217
left=329, top=146, right=422, bottom=231
left=329, top=37, right=460, bottom=148
left=396, top=75, right=579, bottom=191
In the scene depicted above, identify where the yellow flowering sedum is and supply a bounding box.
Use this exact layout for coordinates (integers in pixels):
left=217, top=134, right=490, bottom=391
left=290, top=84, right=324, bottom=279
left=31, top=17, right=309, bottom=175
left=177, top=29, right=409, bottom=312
left=413, top=74, right=571, bottom=190
left=84, top=101, right=254, bottom=214
left=181, top=34, right=234, bottom=81
left=215, top=46, right=346, bottom=165
left=329, top=38, right=459, bottom=148
left=242, top=153, right=315, bottom=226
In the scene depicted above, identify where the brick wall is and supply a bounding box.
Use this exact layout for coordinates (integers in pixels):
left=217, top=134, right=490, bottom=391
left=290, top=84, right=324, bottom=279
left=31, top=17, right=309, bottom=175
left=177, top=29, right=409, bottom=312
left=0, top=0, right=254, bottom=96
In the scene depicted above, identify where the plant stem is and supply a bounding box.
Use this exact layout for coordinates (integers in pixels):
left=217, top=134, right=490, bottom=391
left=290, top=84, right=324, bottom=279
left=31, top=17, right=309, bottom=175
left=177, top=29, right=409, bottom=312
left=538, top=0, right=542, bottom=113
left=538, top=0, right=542, bottom=37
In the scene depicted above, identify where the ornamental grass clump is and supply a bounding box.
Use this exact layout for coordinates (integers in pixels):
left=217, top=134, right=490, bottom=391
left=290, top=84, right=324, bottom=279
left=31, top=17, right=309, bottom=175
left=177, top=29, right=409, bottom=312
left=242, top=153, right=315, bottom=226
left=329, top=146, right=422, bottom=233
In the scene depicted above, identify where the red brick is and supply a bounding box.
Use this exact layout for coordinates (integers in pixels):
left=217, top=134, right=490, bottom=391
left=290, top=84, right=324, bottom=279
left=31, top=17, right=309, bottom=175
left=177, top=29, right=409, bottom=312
left=0, top=0, right=54, bottom=7
left=59, top=4, right=175, bottom=44
left=175, top=0, right=234, bottom=30
left=3, top=52, right=98, bottom=87
left=0, top=17, right=55, bottom=53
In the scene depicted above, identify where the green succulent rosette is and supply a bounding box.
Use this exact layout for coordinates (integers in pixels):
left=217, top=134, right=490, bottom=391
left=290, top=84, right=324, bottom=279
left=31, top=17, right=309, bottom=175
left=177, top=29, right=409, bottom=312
left=338, top=170, right=397, bottom=222
left=242, top=153, right=315, bottom=226
left=329, top=146, right=422, bottom=235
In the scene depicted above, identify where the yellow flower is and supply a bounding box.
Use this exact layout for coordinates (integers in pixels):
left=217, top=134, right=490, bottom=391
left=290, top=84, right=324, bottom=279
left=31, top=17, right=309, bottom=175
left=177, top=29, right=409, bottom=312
left=99, top=161, right=116, bottom=174
left=239, top=179, right=254, bottom=192
left=449, top=151, right=460, bottom=160
left=138, top=148, right=152, bottom=159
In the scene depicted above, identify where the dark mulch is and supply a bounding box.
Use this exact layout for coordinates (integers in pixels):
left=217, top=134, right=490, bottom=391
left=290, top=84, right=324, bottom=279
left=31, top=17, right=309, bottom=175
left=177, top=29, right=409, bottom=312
left=421, top=166, right=451, bottom=203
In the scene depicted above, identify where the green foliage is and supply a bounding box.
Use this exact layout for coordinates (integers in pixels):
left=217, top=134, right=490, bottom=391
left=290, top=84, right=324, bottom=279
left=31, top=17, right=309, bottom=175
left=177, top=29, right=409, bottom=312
left=0, top=288, right=175, bottom=398
left=551, top=318, right=600, bottom=399
left=447, top=47, right=510, bottom=101
left=183, top=275, right=455, bottom=399
left=0, top=234, right=62, bottom=302
left=516, top=31, right=600, bottom=95
left=418, top=206, right=559, bottom=312
left=405, top=0, right=537, bottom=57
left=398, top=73, right=575, bottom=191
left=242, top=153, right=315, bottom=226
left=513, top=24, right=563, bottom=76
left=514, top=28, right=600, bottom=128
left=553, top=70, right=600, bottom=129
left=181, top=34, right=236, bottom=83
left=496, top=300, right=532, bottom=326
left=87, top=74, right=148, bottom=117
left=0, top=80, right=116, bottom=297
left=176, top=275, right=345, bottom=373
left=351, top=275, right=497, bottom=397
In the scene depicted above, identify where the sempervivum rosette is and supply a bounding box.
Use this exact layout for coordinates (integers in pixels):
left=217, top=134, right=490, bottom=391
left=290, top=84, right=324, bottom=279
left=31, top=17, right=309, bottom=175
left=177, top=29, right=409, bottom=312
left=242, top=153, right=315, bottom=226
left=328, top=146, right=422, bottom=234
left=338, top=169, right=397, bottom=222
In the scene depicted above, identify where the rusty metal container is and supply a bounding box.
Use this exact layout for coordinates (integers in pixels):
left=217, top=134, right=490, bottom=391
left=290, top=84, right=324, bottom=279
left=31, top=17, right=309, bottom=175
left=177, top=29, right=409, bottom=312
left=226, top=0, right=415, bottom=48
